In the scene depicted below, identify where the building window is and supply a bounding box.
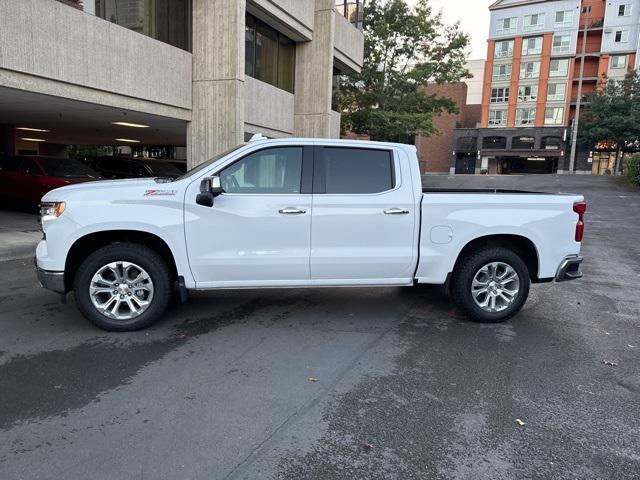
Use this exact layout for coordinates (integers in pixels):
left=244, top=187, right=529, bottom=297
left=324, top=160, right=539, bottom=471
left=495, top=40, right=514, bottom=58
left=492, top=64, right=512, bottom=81
left=518, top=85, right=538, bottom=102
left=516, top=108, right=536, bottom=126
left=520, top=61, right=541, bottom=79
left=97, top=0, right=190, bottom=51
left=547, top=83, right=566, bottom=102
left=619, top=4, right=632, bottom=17
left=555, top=10, right=574, bottom=27
left=522, top=37, right=543, bottom=56
left=488, top=109, right=508, bottom=126
left=496, top=17, right=517, bottom=35
left=523, top=13, right=545, bottom=32
left=552, top=35, right=572, bottom=54
left=611, top=55, right=627, bottom=69
left=544, top=107, right=565, bottom=125
left=550, top=59, right=570, bottom=77
left=615, top=30, right=629, bottom=43
left=245, top=14, right=296, bottom=93
left=512, top=136, right=536, bottom=149
left=490, top=87, right=510, bottom=103
left=335, top=1, right=364, bottom=30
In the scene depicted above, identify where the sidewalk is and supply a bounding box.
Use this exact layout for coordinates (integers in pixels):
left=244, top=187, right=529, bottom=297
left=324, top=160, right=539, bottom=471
left=0, top=210, right=41, bottom=261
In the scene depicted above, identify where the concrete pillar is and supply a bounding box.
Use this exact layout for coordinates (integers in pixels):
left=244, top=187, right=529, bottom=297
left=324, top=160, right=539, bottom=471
left=294, top=0, right=336, bottom=138
left=188, top=0, right=245, bottom=168
left=0, top=124, right=15, bottom=155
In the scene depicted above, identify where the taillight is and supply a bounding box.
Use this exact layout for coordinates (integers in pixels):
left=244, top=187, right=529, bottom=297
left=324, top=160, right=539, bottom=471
left=573, top=201, right=586, bottom=242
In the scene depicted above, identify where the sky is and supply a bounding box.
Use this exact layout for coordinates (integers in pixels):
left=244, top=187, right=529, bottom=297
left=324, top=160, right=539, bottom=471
left=407, top=0, right=493, bottom=60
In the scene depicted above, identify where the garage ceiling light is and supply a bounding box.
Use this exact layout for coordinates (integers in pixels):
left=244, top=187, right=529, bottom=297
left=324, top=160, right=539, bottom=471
left=112, top=121, right=150, bottom=128
left=115, top=138, right=141, bottom=143
left=21, top=137, right=47, bottom=142
left=17, top=127, right=50, bottom=132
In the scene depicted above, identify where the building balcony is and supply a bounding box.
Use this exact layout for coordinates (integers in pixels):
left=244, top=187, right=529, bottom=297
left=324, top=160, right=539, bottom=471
left=579, top=18, right=605, bottom=30
left=334, top=8, right=365, bottom=73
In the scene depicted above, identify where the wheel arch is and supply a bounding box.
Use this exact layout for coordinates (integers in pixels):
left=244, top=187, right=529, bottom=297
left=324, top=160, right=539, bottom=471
left=64, top=230, right=179, bottom=291
left=452, top=234, right=541, bottom=282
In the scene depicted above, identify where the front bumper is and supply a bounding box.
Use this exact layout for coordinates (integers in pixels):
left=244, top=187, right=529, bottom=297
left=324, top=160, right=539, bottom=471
left=35, top=258, right=66, bottom=294
left=555, top=255, right=583, bottom=282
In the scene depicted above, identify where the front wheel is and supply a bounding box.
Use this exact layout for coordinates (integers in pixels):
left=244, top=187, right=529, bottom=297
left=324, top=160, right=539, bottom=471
left=451, top=247, right=530, bottom=323
left=73, top=243, right=172, bottom=331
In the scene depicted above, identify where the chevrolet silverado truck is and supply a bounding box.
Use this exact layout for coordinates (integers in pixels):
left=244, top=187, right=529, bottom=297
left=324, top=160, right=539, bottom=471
left=36, top=137, right=585, bottom=331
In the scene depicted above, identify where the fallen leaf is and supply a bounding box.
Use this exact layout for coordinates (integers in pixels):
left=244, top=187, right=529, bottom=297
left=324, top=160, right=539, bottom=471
left=307, top=377, right=319, bottom=382
left=602, top=359, right=618, bottom=367
left=629, top=345, right=636, bottom=348
left=362, top=442, right=374, bottom=450
left=176, top=334, right=187, bottom=340
left=515, top=419, right=525, bottom=427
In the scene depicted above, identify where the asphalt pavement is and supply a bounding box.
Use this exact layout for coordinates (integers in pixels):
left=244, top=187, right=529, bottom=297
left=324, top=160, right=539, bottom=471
left=0, top=175, right=638, bottom=479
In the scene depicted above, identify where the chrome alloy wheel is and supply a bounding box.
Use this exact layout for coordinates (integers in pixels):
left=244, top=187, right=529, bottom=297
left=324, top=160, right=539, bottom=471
left=89, top=261, right=154, bottom=320
left=471, top=262, right=520, bottom=313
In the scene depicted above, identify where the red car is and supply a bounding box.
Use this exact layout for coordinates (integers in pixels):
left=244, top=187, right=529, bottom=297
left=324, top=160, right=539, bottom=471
left=0, top=155, right=101, bottom=207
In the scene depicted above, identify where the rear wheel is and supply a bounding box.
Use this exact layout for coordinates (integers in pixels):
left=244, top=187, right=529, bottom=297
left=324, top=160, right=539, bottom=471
left=451, top=247, right=530, bottom=323
left=73, top=243, right=172, bottom=331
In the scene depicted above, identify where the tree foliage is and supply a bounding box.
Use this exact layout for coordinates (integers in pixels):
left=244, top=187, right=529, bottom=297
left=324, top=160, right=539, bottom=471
left=580, top=71, right=640, bottom=173
left=338, top=0, right=470, bottom=142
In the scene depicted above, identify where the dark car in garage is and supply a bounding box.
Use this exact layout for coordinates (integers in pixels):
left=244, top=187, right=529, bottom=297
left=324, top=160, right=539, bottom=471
left=91, top=156, right=183, bottom=179
left=0, top=155, right=101, bottom=207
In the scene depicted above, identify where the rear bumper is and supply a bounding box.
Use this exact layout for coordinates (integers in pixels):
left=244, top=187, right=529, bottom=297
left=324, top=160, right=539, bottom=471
left=35, top=258, right=66, bottom=294
left=555, top=255, right=583, bottom=282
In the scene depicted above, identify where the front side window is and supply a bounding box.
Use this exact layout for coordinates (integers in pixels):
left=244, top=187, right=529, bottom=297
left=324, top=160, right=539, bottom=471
left=488, top=109, right=507, bottom=126
left=544, top=107, right=565, bottom=125
left=619, top=4, right=632, bottom=16
left=520, top=61, right=541, bottom=79
left=550, top=59, right=570, bottom=77
left=552, top=35, right=572, bottom=54
left=547, top=83, right=566, bottom=102
left=220, top=147, right=303, bottom=194
left=318, top=148, right=394, bottom=194
left=516, top=108, right=536, bottom=126
left=523, top=13, right=546, bottom=32
left=518, top=85, right=538, bottom=102
left=522, top=37, right=543, bottom=56
left=245, top=14, right=296, bottom=93
left=496, top=17, right=517, bottom=35
left=555, top=10, right=574, bottom=27
left=490, top=87, right=510, bottom=103
left=611, top=55, right=627, bottom=69
left=615, top=30, right=629, bottom=43
left=493, top=64, right=512, bottom=81
left=495, top=40, right=514, bottom=58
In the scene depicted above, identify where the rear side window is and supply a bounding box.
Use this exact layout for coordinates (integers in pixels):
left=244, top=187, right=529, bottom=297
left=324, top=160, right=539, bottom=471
left=317, top=147, right=394, bottom=194
left=0, top=155, right=20, bottom=172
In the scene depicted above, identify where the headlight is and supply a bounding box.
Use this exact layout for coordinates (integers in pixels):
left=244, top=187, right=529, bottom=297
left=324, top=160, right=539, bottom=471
left=39, top=202, right=66, bottom=223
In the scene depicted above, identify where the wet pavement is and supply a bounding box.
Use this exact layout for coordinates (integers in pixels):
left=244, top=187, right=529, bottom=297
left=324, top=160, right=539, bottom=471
left=0, top=174, right=638, bottom=479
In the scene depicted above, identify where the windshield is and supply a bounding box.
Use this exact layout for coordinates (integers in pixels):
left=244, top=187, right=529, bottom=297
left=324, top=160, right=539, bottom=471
left=146, top=161, right=183, bottom=177
left=174, top=144, right=246, bottom=181
left=37, top=157, right=100, bottom=178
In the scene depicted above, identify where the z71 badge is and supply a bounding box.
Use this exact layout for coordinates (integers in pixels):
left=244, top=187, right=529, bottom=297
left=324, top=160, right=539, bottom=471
left=144, top=189, right=177, bottom=196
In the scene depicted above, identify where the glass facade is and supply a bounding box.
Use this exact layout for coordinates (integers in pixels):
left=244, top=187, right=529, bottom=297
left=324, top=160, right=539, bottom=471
left=93, top=0, right=191, bottom=51
left=336, top=1, right=364, bottom=30
left=245, top=14, right=296, bottom=94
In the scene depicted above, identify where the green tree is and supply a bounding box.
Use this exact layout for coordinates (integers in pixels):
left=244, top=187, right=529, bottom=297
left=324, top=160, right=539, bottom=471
left=580, top=71, right=640, bottom=174
left=338, top=0, right=470, bottom=142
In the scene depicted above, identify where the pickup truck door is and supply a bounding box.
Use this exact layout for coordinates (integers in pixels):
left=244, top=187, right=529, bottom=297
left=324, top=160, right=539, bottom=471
left=185, top=146, right=313, bottom=287
left=310, top=146, right=418, bottom=284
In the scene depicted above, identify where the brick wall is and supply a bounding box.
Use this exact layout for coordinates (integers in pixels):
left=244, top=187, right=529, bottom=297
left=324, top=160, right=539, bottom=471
left=415, top=83, right=481, bottom=173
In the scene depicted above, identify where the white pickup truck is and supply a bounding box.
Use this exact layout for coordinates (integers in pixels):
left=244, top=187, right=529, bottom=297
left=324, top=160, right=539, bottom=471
left=36, top=137, right=585, bottom=331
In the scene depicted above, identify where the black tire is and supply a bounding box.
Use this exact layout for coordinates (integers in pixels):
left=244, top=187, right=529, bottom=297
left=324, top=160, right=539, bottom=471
left=451, top=247, right=530, bottom=323
left=73, top=242, right=172, bottom=331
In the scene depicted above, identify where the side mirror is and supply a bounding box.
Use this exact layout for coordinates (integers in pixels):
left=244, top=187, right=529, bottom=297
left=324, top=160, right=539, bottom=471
left=196, top=176, right=223, bottom=207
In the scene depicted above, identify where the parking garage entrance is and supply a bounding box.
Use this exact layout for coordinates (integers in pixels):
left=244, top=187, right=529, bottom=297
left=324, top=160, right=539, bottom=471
left=494, top=156, right=559, bottom=174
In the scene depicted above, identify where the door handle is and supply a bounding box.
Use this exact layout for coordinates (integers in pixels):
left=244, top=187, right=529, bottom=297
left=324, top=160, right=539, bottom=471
left=384, top=208, right=410, bottom=215
left=279, top=207, right=307, bottom=215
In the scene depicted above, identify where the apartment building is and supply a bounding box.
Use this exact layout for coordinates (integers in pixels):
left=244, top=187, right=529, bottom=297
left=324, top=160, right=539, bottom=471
left=0, top=0, right=364, bottom=167
left=452, top=0, right=640, bottom=175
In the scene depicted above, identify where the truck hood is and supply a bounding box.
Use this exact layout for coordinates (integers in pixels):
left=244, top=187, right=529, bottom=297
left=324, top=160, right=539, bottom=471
left=41, top=178, right=181, bottom=202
